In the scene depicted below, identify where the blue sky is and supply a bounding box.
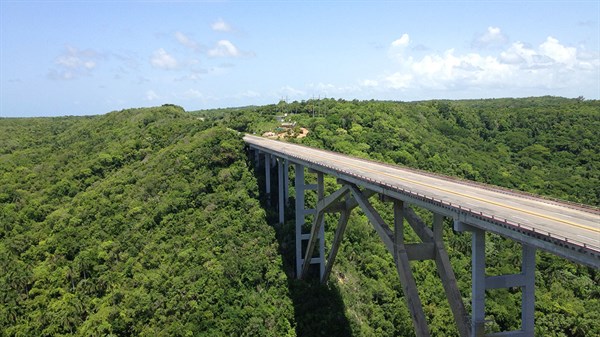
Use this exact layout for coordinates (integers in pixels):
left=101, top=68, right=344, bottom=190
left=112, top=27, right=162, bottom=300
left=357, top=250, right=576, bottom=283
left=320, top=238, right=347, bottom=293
left=1, top=1, right=599, bottom=117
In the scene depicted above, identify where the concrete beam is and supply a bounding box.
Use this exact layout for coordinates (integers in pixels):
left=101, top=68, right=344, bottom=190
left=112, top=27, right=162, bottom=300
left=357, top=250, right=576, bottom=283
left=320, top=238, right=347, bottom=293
left=396, top=207, right=470, bottom=336
left=393, top=199, right=431, bottom=337
left=348, top=184, right=394, bottom=254
left=322, top=209, right=350, bottom=284
left=431, top=214, right=471, bottom=337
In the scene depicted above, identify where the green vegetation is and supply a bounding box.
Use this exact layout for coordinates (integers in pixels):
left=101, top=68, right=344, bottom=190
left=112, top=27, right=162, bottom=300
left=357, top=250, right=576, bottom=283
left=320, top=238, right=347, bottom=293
left=207, top=96, right=599, bottom=336
left=1, top=97, right=598, bottom=336
left=0, top=106, right=294, bottom=336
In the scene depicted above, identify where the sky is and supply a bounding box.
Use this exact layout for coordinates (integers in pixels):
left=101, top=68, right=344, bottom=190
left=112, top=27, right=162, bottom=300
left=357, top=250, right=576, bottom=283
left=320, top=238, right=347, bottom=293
left=1, top=1, right=599, bottom=117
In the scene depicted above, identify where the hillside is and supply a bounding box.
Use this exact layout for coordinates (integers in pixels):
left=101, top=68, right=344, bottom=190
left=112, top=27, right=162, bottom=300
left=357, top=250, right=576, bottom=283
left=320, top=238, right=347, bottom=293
left=1, top=97, right=599, bottom=337
left=0, top=106, right=294, bottom=336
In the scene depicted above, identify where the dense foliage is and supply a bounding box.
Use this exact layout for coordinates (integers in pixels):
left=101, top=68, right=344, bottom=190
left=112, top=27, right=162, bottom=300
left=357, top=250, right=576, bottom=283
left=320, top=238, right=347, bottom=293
left=0, top=106, right=294, bottom=336
left=2, top=97, right=598, bottom=337
left=202, top=96, right=599, bottom=336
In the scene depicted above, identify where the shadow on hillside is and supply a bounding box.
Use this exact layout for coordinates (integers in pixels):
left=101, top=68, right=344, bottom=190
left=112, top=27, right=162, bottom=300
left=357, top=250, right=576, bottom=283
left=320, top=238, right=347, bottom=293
left=248, top=153, right=353, bottom=337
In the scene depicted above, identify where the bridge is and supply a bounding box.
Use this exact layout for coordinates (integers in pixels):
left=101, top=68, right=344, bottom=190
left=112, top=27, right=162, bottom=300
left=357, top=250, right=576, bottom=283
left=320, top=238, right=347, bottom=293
left=244, top=134, right=600, bottom=337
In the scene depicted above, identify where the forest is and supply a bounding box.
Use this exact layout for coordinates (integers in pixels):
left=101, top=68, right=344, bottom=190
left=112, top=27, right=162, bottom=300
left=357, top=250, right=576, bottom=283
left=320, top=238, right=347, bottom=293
left=1, top=97, right=598, bottom=336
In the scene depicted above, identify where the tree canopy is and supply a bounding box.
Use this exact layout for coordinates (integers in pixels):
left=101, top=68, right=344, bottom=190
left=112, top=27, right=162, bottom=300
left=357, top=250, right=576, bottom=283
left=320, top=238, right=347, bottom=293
left=2, top=97, right=598, bottom=336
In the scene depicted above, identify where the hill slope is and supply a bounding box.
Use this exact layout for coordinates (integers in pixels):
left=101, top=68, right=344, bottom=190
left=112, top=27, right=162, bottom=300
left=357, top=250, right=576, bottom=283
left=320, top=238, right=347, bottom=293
left=0, top=106, right=295, bottom=336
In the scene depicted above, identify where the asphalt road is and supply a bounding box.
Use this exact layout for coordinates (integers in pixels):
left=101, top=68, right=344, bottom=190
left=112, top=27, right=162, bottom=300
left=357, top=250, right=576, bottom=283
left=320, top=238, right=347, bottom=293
left=245, top=134, right=600, bottom=253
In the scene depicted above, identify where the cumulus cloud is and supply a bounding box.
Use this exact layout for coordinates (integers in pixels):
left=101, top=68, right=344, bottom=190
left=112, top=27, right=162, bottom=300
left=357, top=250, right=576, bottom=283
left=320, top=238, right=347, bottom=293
left=473, top=26, right=508, bottom=49
left=48, top=45, right=103, bottom=80
left=389, top=33, right=412, bottom=60
left=539, top=36, right=577, bottom=64
left=151, top=48, right=178, bottom=69
left=391, top=34, right=410, bottom=48
left=366, top=34, right=599, bottom=94
left=211, top=18, right=233, bottom=32
left=208, top=40, right=241, bottom=57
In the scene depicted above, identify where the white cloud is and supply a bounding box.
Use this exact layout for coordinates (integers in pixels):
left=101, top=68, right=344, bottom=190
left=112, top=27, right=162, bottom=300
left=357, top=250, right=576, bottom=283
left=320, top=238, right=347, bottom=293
left=175, top=32, right=203, bottom=52
left=473, top=26, right=508, bottom=49
left=49, top=45, right=103, bottom=80
left=208, top=40, right=241, bottom=57
left=391, top=34, right=410, bottom=48
left=389, top=33, right=411, bottom=60
left=365, top=35, right=598, bottom=94
left=539, top=36, right=576, bottom=65
left=151, top=48, right=178, bottom=70
left=211, top=18, right=233, bottom=32
left=500, top=42, right=536, bottom=65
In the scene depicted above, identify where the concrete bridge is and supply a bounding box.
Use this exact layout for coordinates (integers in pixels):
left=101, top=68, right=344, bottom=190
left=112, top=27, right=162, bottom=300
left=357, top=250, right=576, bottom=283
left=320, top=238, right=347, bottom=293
left=244, top=134, right=600, bottom=337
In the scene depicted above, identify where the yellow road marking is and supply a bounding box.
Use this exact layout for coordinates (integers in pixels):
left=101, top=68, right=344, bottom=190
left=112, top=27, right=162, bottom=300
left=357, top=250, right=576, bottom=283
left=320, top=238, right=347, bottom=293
left=308, top=151, right=600, bottom=234
left=248, top=136, right=600, bottom=235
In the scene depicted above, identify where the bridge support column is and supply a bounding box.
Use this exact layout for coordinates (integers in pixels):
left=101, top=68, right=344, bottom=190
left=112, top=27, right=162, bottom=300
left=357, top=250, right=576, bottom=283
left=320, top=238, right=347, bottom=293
left=284, top=159, right=290, bottom=206
left=469, top=226, right=536, bottom=337
left=264, top=153, right=271, bottom=195
left=300, top=177, right=351, bottom=280
left=278, top=158, right=285, bottom=224
left=253, top=149, right=259, bottom=168
left=295, top=164, right=325, bottom=279
left=294, top=164, right=304, bottom=277
left=471, top=228, right=486, bottom=337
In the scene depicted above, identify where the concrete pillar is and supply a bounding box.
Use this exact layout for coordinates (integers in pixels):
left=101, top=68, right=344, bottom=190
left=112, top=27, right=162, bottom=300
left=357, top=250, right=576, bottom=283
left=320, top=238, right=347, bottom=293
left=278, top=158, right=284, bottom=224
left=295, top=163, right=305, bottom=278
left=264, top=153, right=271, bottom=195
left=522, top=245, right=536, bottom=335
left=284, top=160, right=289, bottom=205
left=317, top=172, right=325, bottom=278
left=471, top=228, right=486, bottom=337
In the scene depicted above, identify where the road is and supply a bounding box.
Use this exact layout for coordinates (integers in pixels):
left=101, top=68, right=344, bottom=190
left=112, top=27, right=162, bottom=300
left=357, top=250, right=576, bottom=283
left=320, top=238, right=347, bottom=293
left=244, top=134, right=600, bottom=256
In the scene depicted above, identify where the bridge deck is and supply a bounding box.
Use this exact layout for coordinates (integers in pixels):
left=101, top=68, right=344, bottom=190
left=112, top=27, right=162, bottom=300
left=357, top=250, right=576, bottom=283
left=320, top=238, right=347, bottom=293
left=245, top=134, right=600, bottom=268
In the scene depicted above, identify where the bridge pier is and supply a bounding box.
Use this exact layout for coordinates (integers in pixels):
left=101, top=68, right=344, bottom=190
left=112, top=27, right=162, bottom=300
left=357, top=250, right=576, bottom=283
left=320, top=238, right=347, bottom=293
left=309, top=182, right=469, bottom=337
left=460, top=223, right=536, bottom=337
left=253, top=148, right=259, bottom=169
left=278, top=158, right=285, bottom=224
left=264, top=153, right=271, bottom=195
left=295, top=164, right=325, bottom=279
